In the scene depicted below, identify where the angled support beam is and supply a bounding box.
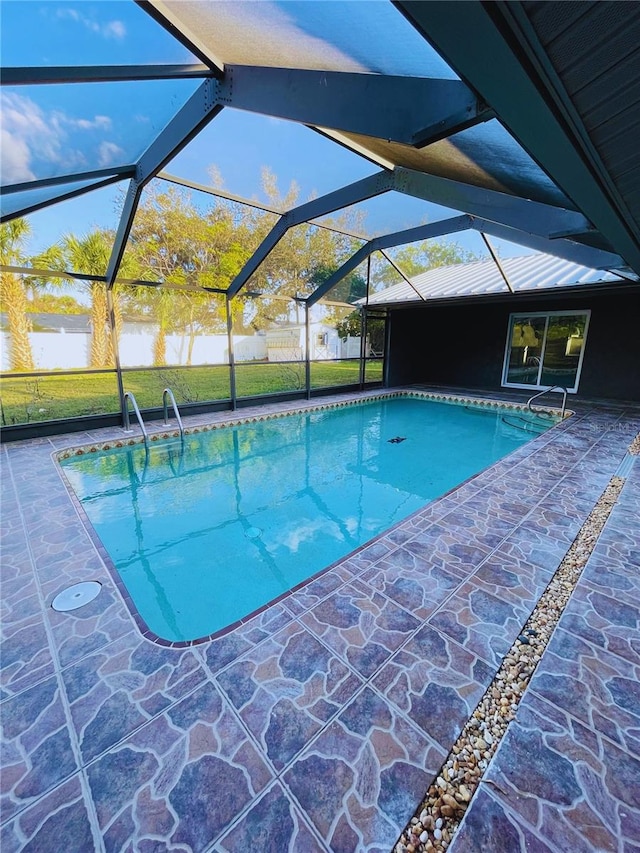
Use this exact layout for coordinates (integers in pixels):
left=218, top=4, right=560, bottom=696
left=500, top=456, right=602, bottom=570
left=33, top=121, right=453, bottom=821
left=106, top=78, right=223, bottom=286
left=308, top=215, right=471, bottom=307
left=1, top=64, right=212, bottom=85
left=219, top=65, right=492, bottom=147
left=1, top=166, right=135, bottom=195
left=468, top=218, right=625, bottom=271
left=393, top=167, right=592, bottom=242
left=106, top=180, right=142, bottom=286
left=394, top=0, right=640, bottom=274
left=226, top=171, right=394, bottom=298
left=378, top=250, right=422, bottom=293
left=136, top=79, right=221, bottom=182
left=480, top=233, right=513, bottom=293
left=136, top=0, right=222, bottom=71
left=0, top=174, right=123, bottom=224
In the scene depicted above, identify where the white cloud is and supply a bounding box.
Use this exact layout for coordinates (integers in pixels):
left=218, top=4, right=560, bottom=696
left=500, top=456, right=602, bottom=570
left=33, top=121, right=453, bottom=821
left=0, top=92, right=118, bottom=184
left=98, top=141, right=125, bottom=167
left=56, top=8, right=126, bottom=40
left=0, top=128, right=34, bottom=183
left=103, top=20, right=126, bottom=39
left=272, top=516, right=342, bottom=554
left=72, top=116, right=112, bottom=131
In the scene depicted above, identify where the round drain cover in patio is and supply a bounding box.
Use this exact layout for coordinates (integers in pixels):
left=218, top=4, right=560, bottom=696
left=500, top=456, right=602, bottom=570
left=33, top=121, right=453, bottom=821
left=52, top=581, right=102, bottom=612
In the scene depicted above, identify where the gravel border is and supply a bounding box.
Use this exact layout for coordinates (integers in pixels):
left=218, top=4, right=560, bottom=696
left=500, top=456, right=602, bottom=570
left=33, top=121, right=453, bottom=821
left=393, top=443, right=636, bottom=853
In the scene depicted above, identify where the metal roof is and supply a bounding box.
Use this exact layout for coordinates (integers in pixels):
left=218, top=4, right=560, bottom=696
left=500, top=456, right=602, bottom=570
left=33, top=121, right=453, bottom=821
left=2, top=0, right=640, bottom=301
left=366, top=253, right=626, bottom=306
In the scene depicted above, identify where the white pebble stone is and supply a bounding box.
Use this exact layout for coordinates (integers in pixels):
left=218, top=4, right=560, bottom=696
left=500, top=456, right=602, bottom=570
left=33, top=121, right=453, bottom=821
left=434, top=828, right=443, bottom=841
left=435, top=818, right=443, bottom=829
left=420, top=831, right=429, bottom=844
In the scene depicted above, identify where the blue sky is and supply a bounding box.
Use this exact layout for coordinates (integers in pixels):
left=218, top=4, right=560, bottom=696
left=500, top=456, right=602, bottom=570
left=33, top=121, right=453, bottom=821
left=1, top=0, right=531, bottom=262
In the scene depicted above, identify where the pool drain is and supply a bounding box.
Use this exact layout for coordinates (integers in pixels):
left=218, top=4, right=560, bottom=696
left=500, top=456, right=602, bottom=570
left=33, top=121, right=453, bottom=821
left=245, top=527, right=262, bottom=539
left=387, top=436, right=406, bottom=444
left=52, top=581, right=102, bottom=612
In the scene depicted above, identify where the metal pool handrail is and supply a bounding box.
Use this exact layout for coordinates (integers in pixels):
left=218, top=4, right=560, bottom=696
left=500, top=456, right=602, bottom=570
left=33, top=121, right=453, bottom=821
left=123, top=391, right=149, bottom=446
left=162, top=388, right=185, bottom=439
left=527, top=385, right=568, bottom=418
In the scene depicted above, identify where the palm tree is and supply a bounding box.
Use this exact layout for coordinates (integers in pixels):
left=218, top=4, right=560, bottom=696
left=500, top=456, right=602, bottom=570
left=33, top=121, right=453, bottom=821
left=62, top=230, right=140, bottom=368
left=0, top=218, right=35, bottom=371
left=63, top=231, right=111, bottom=367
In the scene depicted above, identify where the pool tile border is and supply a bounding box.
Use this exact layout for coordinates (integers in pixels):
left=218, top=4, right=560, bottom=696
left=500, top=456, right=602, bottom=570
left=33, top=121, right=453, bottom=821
left=51, top=389, right=569, bottom=649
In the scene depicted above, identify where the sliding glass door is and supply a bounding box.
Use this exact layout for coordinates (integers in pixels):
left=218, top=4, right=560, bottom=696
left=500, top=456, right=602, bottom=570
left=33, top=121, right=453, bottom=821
left=502, top=311, right=590, bottom=392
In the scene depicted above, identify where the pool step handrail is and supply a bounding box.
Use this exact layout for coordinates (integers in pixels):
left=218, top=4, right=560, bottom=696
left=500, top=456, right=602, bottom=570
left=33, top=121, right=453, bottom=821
left=162, top=388, right=185, bottom=439
left=123, top=391, right=149, bottom=446
left=527, top=385, right=568, bottom=419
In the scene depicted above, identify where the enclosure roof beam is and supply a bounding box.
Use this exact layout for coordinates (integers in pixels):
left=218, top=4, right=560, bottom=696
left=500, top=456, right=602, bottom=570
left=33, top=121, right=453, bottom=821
left=392, top=167, right=594, bottom=242
left=467, top=218, right=625, bottom=271
left=1, top=64, right=212, bottom=85
left=226, top=170, right=395, bottom=298
left=218, top=65, right=492, bottom=147
left=307, top=215, right=471, bottom=307
left=1, top=166, right=135, bottom=197
left=135, top=80, right=222, bottom=185
left=0, top=174, right=124, bottom=224
left=394, top=0, right=640, bottom=274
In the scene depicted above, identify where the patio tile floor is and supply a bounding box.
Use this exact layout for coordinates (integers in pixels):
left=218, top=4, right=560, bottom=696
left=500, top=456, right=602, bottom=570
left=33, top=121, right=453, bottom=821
left=1, top=387, right=638, bottom=852
left=448, top=457, right=640, bottom=853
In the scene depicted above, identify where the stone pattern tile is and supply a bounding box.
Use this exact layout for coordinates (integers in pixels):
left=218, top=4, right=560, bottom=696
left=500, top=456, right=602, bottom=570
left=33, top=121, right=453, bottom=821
left=284, top=564, right=354, bottom=617
left=530, top=627, right=640, bottom=759
left=559, top=582, right=640, bottom=668
left=372, top=625, right=494, bottom=751
left=283, top=686, right=446, bottom=853
left=0, top=466, right=55, bottom=700
left=0, top=774, right=96, bottom=853
left=85, top=681, right=273, bottom=852
left=450, top=462, right=640, bottom=853
left=361, top=548, right=461, bottom=621
left=1, top=677, right=78, bottom=823
left=300, top=578, right=421, bottom=679
left=473, top=691, right=640, bottom=853
left=198, top=602, right=294, bottom=674
left=216, top=622, right=363, bottom=772
left=445, top=786, right=554, bottom=852
left=427, top=576, right=534, bottom=668
left=61, top=631, right=206, bottom=764
left=215, top=782, right=328, bottom=852
left=2, top=396, right=639, bottom=853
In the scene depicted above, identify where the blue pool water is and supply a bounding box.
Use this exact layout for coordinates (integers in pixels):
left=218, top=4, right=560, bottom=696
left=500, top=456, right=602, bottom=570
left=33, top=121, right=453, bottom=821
left=61, top=397, right=555, bottom=641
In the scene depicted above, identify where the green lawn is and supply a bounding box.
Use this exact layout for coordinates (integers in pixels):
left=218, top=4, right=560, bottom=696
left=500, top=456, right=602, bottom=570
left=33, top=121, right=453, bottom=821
left=0, top=360, right=383, bottom=425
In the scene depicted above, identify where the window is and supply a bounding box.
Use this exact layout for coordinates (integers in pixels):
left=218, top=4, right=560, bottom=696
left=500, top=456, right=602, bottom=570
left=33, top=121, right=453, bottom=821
left=502, top=311, right=590, bottom=393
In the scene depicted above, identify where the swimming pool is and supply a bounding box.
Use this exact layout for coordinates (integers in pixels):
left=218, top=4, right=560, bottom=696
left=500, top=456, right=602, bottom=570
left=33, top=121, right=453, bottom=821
left=60, top=394, right=558, bottom=642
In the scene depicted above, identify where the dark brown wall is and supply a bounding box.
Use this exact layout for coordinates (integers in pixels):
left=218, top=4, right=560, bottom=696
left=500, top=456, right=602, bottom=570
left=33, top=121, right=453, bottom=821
left=387, top=290, right=640, bottom=402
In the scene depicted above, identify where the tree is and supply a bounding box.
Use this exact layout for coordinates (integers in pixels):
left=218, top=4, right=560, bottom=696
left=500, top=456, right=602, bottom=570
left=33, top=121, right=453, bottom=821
left=63, top=231, right=116, bottom=368
left=241, top=170, right=364, bottom=329
left=62, top=230, right=139, bottom=368
left=0, top=218, right=35, bottom=371
left=124, top=186, right=251, bottom=365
